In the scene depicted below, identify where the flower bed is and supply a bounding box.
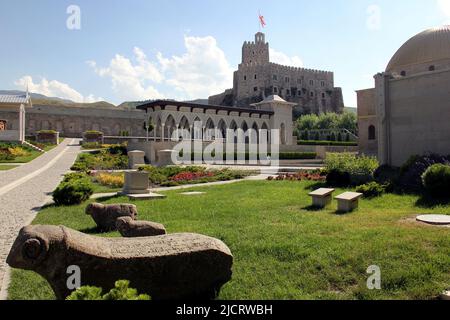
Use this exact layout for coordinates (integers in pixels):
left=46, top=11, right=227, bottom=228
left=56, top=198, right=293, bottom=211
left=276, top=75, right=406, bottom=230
left=71, top=145, right=128, bottom=171
left=267, top=170, right=326, bottom=182
left=138, top=165, right=257, bottom=187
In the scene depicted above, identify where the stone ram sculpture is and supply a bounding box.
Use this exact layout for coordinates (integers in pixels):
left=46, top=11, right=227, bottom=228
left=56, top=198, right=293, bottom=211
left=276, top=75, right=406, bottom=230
left=7, top=225, right=233, bottom=300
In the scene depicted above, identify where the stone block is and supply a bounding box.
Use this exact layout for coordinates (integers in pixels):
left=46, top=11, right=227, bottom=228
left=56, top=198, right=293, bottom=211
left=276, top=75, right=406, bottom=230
left=157, top=149, right=177, bottom=167
left=308, top=188, right=335, bottom=208
left=335, top=192, right=363, bottom=213
left=123, top=171, right=150, bottom=195
left=7, top=225, right=233, bottom=300
left=128, top=150, right=146, bottom=169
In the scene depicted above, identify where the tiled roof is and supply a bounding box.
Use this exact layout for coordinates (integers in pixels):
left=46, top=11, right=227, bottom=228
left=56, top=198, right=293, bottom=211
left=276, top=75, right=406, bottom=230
left=0, top=94, right=30, bottom=104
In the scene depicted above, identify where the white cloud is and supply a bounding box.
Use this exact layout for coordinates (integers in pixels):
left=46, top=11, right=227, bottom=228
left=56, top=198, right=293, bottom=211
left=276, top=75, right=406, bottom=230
left=269, top=48, right=304, bottom=67
left=87, top=47, right=164, bottom=101
left=89, top=35, right=234, bottom=101
left=157, top=36, right=234, bottom=99
left=14, top=75, right=102, bottom=103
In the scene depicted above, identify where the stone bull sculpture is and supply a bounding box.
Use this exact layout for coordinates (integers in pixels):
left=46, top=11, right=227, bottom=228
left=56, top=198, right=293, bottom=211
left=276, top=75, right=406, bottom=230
left=86, top=203, right=138, bottom=231
left=116, top=216, right=166, bottom=237
left=7, top=225, right=233, bottom=300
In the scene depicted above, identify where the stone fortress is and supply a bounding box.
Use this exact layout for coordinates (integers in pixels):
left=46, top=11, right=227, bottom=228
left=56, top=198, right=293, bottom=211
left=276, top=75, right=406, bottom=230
left=209, top=32, right=345, bottom=116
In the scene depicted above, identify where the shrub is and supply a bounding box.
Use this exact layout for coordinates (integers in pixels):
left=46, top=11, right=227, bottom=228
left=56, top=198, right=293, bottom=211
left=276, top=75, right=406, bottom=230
left=297, top=140, right=357, bottom=146
left=52, top=176, right=94, bottom=206
left=107, top=144, right=128, bottom=156
left=421, top=164, right=450, bottom=197
left=397, top=154, right=450, bottom=193
left=278, top=152, right=317, bottom=160
left=356, top=182, right=386, bottom=198
left=326, top=169, right=351, bottom=186
left=71, top=150, right=128, bottom=171
left=0, top=151, right=15, bottom=161
left=66, top=280, right=150, bottom=300
left=81, top=142, right=103, bottom=150
left=8, top=147, right=29, bottom=157
left=37, top=130, right=57, bottom=134
left=63, top=172, right=89, bottom=183
left=324, top=153, right=379, bottom=186
left=94, top=173, right=124, bottom=188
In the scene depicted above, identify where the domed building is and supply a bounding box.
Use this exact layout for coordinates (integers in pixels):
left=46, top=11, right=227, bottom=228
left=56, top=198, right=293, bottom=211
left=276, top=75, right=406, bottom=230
left=357, top=26, right=450, bottom=166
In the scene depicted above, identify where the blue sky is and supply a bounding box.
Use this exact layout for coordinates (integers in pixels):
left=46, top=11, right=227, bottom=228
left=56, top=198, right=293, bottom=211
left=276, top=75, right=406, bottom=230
left=1, top=0, right=450, bottom=108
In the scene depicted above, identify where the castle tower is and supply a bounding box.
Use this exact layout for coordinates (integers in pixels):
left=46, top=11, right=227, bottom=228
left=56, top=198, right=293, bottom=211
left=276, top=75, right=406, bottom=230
left=242, top=32, right=269, bottom=65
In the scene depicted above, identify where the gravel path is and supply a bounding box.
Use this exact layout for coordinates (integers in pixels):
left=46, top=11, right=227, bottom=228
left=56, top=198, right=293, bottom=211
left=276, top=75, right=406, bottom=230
left=0, top=138, right=81, bottom=299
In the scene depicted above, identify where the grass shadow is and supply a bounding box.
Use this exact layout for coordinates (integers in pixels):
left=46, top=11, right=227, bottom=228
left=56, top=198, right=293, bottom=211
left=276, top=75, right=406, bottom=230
left=302, top=205, right=327, bottom=212
left=415, top=195, right=450, bottom=208
left=95, top=195, right=122, bottom=202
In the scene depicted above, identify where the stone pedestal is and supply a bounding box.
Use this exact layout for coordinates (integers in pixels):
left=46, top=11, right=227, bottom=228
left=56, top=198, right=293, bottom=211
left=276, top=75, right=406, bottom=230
left=123, top=171, right=150, bottom=195
left=128, top=150, right=146, bottom=169
left=308, top=188, right=335, bottom=208
left=37, top=131, right=59, bottom=145
left=157, top=149, right=177, bottom=167
left=335, top=192, right=363, bottom=213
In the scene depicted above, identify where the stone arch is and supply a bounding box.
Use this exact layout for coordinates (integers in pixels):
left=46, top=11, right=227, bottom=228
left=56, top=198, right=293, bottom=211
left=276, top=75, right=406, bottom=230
left=164, top=115, right=176, bottom=140
left=229, top=120, right=238, bottom=144
left=261, top=122, right=270, bottom=144
left=192, top=116, right=202, bottom=140
left=217, top=119, right=227, bottom=141
left=251, top=122, right=259, bottom=144
left=241, top=121, right=249, bottom=144
left=369, top=125, right=376, bottom=140
left=179, top=116, right=190, bottom=140
left=205, top=118, right=215, bottom=141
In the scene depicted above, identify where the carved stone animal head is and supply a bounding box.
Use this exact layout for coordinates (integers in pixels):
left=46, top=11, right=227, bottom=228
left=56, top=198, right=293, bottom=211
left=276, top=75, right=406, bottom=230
left=115, top=216, right=134, bottom=233
left=6, top=225, right=59, bottom=270
left=85, top=203, right=105, bottom=216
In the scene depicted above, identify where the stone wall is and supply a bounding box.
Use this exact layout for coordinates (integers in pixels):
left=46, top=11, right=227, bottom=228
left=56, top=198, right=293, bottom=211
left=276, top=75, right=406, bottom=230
left=386, top=69, right=450, bottom=166
left=0, top=104, right=147, bottom=138
left=356, top=88, right=378, bottom=157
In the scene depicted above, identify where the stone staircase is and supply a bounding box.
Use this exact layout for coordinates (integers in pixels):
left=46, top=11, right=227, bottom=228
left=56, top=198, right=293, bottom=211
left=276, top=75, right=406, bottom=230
left=22, top=141, right=45, bottom=153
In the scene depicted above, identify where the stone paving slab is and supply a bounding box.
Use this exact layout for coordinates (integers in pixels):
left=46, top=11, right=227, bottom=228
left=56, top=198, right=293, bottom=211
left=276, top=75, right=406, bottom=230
left=416, top=214, right=450, bottom=226
left=0, top=138, right=82, bottom=299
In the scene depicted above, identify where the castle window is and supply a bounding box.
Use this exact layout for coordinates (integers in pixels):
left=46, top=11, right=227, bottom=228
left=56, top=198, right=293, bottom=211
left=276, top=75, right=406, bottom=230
left=297, top=89, right=301, bottom=96
left=297, top=78, right=302, bottom=84
left=254, top=87, right=258, bottom=92
left=310, top=91, right=314, bottom=97
left=286, top=89, right=290, bottom=96
left=244, top=75, right=247, bottom=81
left=273, top=87, right=278, bottom=93
left=254, top=74, right=257, bottom=80
left=321, top=81, right=325, bottom=87
left=309, top=80, right=314, bottom=86
left=285, top=77, right=290, bottom=83
left=368, top=125, right=376, bottom=140
left=322, top=93, right=325, bottom=98
left=273, top=75, right=278, bottom=81
left=429, top=65, right=435, bottom=71
left=400, top=71, right=406, bottom=76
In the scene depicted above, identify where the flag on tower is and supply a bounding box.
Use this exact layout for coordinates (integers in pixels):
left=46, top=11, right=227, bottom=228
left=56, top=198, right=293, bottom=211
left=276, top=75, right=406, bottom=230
left=259, top=13, right=266, bottom=28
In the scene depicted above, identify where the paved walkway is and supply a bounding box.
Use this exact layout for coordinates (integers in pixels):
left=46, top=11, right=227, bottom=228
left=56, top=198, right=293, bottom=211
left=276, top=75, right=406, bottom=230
left=0, top=138, right=81, bottom=299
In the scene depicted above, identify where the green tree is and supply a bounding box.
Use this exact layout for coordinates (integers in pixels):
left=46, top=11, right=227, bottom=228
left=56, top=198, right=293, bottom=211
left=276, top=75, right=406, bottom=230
left=337, top=111, right=357, bottom=132
left=317, top=113, right=339, bottom=130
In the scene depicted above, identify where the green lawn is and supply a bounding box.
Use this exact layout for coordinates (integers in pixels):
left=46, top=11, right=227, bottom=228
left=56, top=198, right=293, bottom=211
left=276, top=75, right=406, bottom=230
left=8, top=180, right=450, bottom=300
left=0, top=165, right=18, bottom=171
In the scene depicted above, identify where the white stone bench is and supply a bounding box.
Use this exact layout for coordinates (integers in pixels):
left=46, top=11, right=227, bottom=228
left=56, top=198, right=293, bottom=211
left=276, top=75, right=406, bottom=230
left=335, top=192, right=363, bottom=213
left=308, top=188, right=335, bottom=208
